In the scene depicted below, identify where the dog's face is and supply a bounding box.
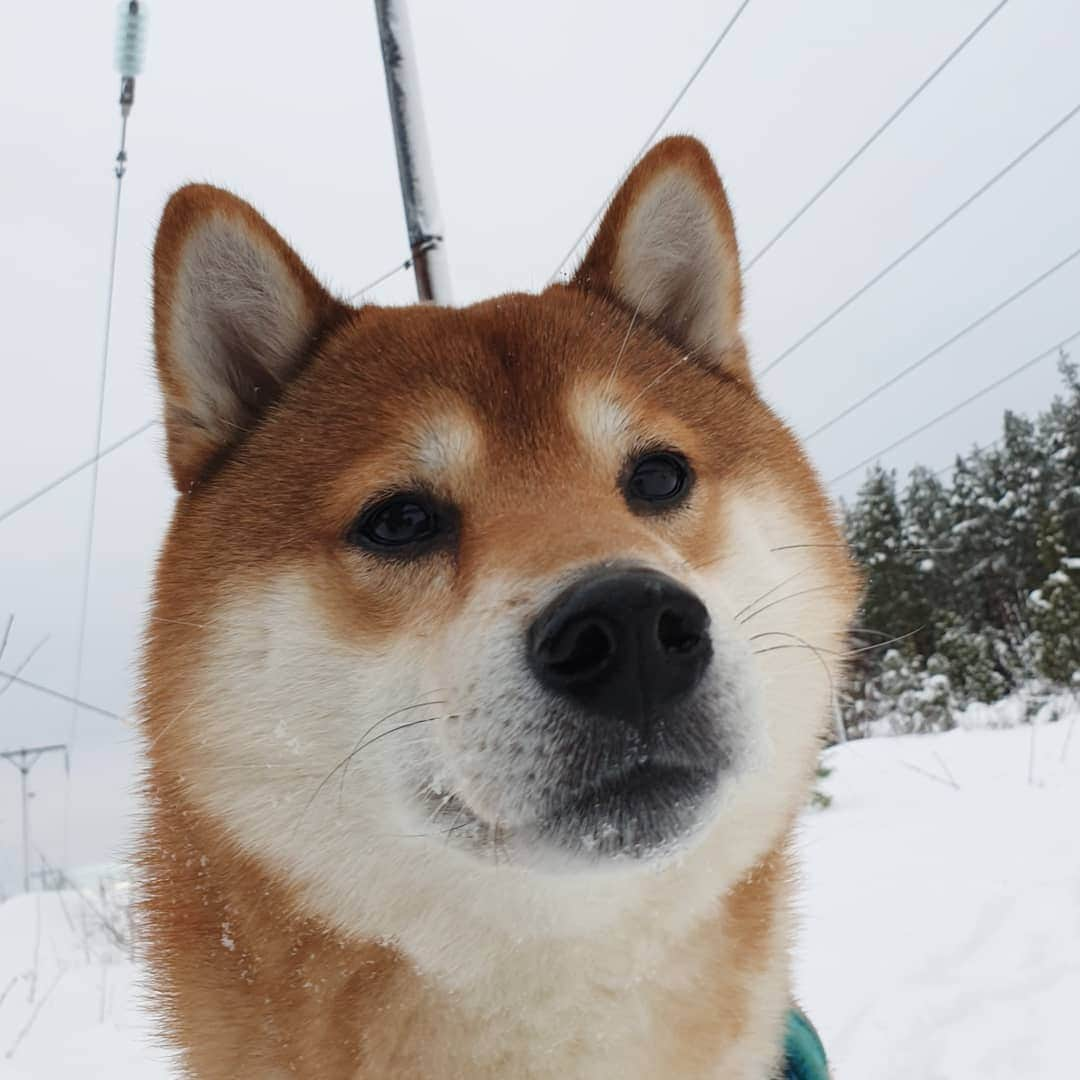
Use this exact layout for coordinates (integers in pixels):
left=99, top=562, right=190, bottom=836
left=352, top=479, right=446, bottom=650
left=144, top=139, right=857, bottom=941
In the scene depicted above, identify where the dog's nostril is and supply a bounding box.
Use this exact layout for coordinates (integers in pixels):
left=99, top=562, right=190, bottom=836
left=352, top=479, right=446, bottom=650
left=657, top=609, right=703, bottom=655
left=544, top=619, right=615, bottom=680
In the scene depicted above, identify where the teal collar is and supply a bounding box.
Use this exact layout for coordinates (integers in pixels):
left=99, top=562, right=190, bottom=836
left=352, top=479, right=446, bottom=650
left=782, top=1008, right=829, bottom=1079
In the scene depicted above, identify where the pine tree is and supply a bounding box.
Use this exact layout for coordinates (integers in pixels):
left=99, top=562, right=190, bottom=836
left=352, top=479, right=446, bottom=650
left=901, top=465, right=953, bottom=656
left=1038, top=354, right=1080, bottom=571
left=846, top=466, right=922, bottom=653
left=1029, top=559, right=1080, bottom=686
left=839, top=361, right=1080, bottom=733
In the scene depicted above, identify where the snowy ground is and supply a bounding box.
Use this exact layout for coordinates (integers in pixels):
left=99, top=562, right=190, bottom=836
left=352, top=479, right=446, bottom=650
left=796, top=696, right=1080, bottom=1079
left=0, top=697, right=1077, bottom=1078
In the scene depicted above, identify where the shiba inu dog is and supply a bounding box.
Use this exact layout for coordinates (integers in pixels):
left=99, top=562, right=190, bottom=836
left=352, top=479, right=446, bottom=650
left=138, top=136, right=858, bottom=1078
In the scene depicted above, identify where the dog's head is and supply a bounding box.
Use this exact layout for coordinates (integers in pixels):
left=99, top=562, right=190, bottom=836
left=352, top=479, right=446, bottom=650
left=144, top=138, right=858, bottom=940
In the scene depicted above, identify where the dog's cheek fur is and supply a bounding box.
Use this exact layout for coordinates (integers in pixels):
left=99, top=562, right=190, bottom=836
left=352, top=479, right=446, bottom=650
left=155, top=483, right=853, bottom=932
left=139, top=427, right=854, bottom=1079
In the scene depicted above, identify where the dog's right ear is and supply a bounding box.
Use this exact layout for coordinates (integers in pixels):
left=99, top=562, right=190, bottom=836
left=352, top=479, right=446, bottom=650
left=152, top=184, right=346, bottom=491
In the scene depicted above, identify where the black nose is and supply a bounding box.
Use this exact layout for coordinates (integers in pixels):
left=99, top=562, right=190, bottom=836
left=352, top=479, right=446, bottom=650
left=528, top=568, right=712, bottom=721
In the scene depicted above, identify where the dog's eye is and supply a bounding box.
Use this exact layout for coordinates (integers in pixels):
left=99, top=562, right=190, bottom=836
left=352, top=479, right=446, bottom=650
left=625, top=452, right=691, bottom=509
left=350, top=494, right=441, bottom=553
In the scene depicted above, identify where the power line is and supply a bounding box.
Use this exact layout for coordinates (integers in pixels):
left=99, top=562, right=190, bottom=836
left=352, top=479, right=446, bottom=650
left=346, top=256, right=412, bottom=300
left=830, top=327, right=1080, bottom=486
left=932, top=438, right=1000, bottom=479
left=0, top=670, right=123, bottom=722
left=0, top=635, right=50, bottom=700
left=69, top=1, right=149, bottom=749
left=760, top=99, right=1080, bottom=377
left=805, top=243, right=1080, bottom=442
left=0, top=420, right=158, bottom=527
left=547, top=0, right=753, bottom=284
left=0, top=260, right=411, bottom=532
left=927, top=345, right=1072, bottom=478
left=745, top=0, right=1011, bottom=272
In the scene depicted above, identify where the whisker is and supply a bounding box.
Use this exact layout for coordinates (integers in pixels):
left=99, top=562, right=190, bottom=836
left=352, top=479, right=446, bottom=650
left=143, top=699, right=197, bottom=750
left=603, top=270, right=659, bottom=397
left=748, top=629, right=837, bottom=710
left=751, top=627, right=923, bottom=663
left=749, top=632, right=843, bottom=658
left=149, top=615, right=208, bottom=630
left=443, top=802, right=469, bottom=847
left=345, top=716, right=439, bottom=763
left=296, top=695, right=446, bottom=831
left=768, top=543, right=851, bottom=553
left=337, top=694, right=447, bottom=795
left=622, top=354, right=690, bottom=410
left=738, top=584, right=845, bottom=625
left=732, top=568, right=809, bottom=623
left=846, top=628, right=924, bottom=656
left=767, top=542, right=958, bottom=556
left=682, top=329, right=723, bottom=362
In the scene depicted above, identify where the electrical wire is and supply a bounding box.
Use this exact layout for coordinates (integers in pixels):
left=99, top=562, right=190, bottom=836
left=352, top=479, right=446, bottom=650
left=932, top=438, right=1000, bottom=479
left=547, top=0, right=753, bottom=284
left=0, top=258, right=412, bottom=533
left=761, top=99, right=1080, bottom=377
left=69, top=119, right=129, bottom=750
left=0, top=669, right=124, bottom=722
left=829, top=327, right=1080, bottom=486
left=805, top=243, right=1080, bottom=442
left=926, top=345, right=1073, bottom=478
left=0, top=419, right=158, bottom=527
left=744, top=0, right=1011, bottom=271
left=346, top=257, right=412, bottom=300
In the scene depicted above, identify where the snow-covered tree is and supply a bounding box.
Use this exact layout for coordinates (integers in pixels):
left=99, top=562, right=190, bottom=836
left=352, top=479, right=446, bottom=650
left=840, top=362, right=1080, bottom=734
left=902, top=465, right=953, bottom=656
left=1029, top=559, right=1080, bottom=687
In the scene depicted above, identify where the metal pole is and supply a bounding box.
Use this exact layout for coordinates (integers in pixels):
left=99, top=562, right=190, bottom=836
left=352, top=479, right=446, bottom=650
left=374, top=0, right=451, bottom=303
left=832, top=691, right=847, bottom=744
left=1, top=745, right=67, bottom=893
left=19, top=764, right=29, bottom=894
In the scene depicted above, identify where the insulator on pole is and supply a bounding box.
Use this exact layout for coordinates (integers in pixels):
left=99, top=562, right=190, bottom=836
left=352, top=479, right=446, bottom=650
left=114, top=1, right=149, bottom=114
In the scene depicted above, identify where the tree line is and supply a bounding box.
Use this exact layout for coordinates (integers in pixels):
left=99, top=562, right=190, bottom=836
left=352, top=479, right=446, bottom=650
left=840, top=357, right=1080, bottom=736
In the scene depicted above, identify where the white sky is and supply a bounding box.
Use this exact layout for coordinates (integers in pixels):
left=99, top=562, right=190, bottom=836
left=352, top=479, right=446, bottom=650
left=1, top=0, right=1079, bottom=891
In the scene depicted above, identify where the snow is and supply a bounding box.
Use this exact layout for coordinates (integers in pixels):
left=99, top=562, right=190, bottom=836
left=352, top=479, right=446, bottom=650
left=796, top=707, right=1080, bottom=1079
left=0, top=883, right=173, bottom=1078
left=1, top=703, right=1078, bottom=1077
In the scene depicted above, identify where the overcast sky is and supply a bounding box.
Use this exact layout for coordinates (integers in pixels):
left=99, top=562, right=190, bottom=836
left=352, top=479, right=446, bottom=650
left=1, top=0, right=1078, bottom=891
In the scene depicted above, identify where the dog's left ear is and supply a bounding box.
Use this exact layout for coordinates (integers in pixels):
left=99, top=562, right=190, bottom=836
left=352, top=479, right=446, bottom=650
left=572, top=136, right=748, bottom=381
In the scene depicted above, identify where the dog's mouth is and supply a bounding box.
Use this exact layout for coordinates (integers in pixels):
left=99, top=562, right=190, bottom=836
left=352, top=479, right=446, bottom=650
left=417, top=757, right=722, bottom=865
left=529, top=760, right=722, bottom=861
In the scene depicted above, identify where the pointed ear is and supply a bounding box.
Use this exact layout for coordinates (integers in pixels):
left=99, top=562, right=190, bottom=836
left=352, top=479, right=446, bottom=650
left=152, top=184, right=347, bottom=491
left=572, top=136, right=748, bottom=381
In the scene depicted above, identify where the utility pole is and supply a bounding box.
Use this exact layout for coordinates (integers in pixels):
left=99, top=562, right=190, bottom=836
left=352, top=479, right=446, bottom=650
left=832, top=690, right=847, bottom=744
left=1, top=744, right=68, bottom=893
left=374, top=0, right=451, bottom=303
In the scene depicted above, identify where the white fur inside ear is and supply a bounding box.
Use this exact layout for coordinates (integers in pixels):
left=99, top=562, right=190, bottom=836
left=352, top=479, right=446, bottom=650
left=613, top=171, right=740, bottom=360
left=170, top=215, right=315, bottom=441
